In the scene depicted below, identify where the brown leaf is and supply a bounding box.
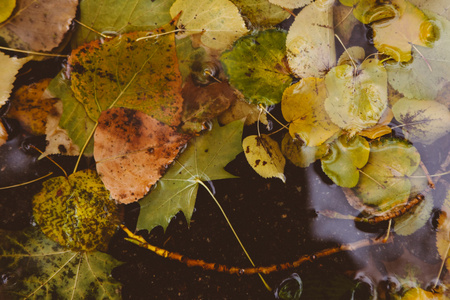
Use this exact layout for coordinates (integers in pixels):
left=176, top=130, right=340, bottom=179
left=94, top=108, right=191, bottom=204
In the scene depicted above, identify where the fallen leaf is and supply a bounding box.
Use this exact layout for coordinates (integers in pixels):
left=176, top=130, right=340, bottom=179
left=221, top=29, right=292, bottom=106
left=392, top=98, right=450, bottom=145
left=358, top=107, right=393, bottom=139
left=0, top=52, right=31, bottom=108
left=69, top=21, right=184, bottom=126
left=269, top=0, right=313, bottom=9
left=282, top=77, right=340, bottom=146
left=0, top=0, right=77, bottom=51
left=436, top=190, right=450, bottom=272
left=7, top=78, right=56, bottom=135
left=409, top=0, right=450, bottom=19
left=399, top=287, right=445, bottom=300
left=0, top=227, right=122, bottom=299
left=94, top=107, right=191, bottom=204
left=339, top=0, right=404, bottom=24
left=334, top=2, right=360, bottom=46
left=337, top=46, right=365, bottom=66
left=32, top=169, right=120, bottom=252
left=286, top=0, right=336, bottom=78
left=243, top=134, right=286, bottom=182
left=219, top=98, right=268, bottom=126
left=321, top=134, right=370, bottom=188
left=325, top=58, right=388, bottom=134
left=230, top=0, right=291, bottom=28
left=0, top=121, right=7, bottom=147
left=137, top=119, right=244, bottom=231
left=176, top=36, right=208, bottom=82
left=281, top=133, right=329, bottom=168
left=170, top=0, right=248, bottom=50
left=0, top=0, right=15, bottom=23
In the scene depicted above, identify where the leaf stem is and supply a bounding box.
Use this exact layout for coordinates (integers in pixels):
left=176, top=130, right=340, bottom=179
left=0, top=46, right=68, bottom=57
left=0, top=172, right=53, bottom=189
left=73, top=122, right=98, bottom=173
left=31, top=145, right=68, bottom=178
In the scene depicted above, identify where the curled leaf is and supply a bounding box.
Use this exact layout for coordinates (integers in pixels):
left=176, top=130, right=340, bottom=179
left=243, top=134, right=286, bottom=182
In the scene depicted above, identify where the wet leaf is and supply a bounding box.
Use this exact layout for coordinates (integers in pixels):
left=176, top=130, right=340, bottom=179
left=282, top=77, right=340, bottom=146
left=0, top=52, right=31, bottom=108
left=94, top=107, right=190, bottom=204
left=170, top=0, right=248, bottom=50
left=373, top=1, right=437, bottom=62
left=0, top=0, right=15, bottom=23
left=392, top=98, right=450, bottom=145
left=32, top=169, right=120, bottom=252
left=325, top=58, right=388, bottom=134
left=243, top=134, right=286, bottom=182
left=398, top=287, right=445, bottom=300
left=0, top=122, right=7, bottom=147
left=386, top=11, right=450, bottom=100
left=73, top=0, right=175, bottom=47
left=230, top=0, right=291, bottom=28
left=321, top=135, right=370, bottom=188
left=0, top=0, right=77, bottom=51
left=176, top=36, right=208, bottom=82
left=334, top=3, right=360, bottom=46
left=394, top=189, right=432, bottom=236
left=137, top=119, right=244, bottom=231
left=339, top=0, right=403, bottom=24
left=337, top=46, right=365, bottom=67
left=69, top=22, right=183, bottom=126
left=286, top=0, right=335, bottom=78
left=7, top=78, right=56, bottom=135
left=281, top=133, right=329, bottom=168
left=221, top=29, right=292, bottom=106
left=353, top=138, right=422, bottom=211
left=409, top=0, right=450, bottom=19
left=436, top=190, right=450, bottom=272
left=269, top=0, right=312, bottom=9
left=47, top=73, right=96, bottom=155
left=0, top=227, right=121, bottom=299
left=358, top=107, right=394, bottom=139
left=218, top=98, right=268, bottom=126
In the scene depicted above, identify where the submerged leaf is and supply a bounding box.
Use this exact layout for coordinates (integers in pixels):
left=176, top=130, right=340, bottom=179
left=137, top=119, right=244, bottom=231
left=436, top=190, right=450, bottom=272
left=282, top=77, right=340, bottom=146
left=243, top=134, right=286, bottom=182
left=394, top=190, right=432, bottom=236
left=221, top=29, right=292, bottom=106
left=32, top=169, right=120, bottom=252
left=94, top=108, right=190, bottom=204
left=218, top=98, right=268, bottom=126
left=0, top=227, right=121, bottom=299
left=281, top=133, right=329, bottom=168
left=325, top=58, right=388, bottom=134
left=321, top=135, right=370, bottom=188
left=176, top=36, right=208, bottom=82
left=69, top=24, right=183, bottom=126
left=339, top=0, right=404, bottom=24
left=0, top=52, right=31, bottom=108
left=392, top=98, right=450, bottom=145
left=170, top=0, right=248, bottom=50
left=286, top=0, right=336, bottom=78
left=230, top=0, right=291, bottom=28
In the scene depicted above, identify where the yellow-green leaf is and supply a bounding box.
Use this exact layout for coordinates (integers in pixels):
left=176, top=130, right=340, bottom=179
left=230, top=0, right=291, bottom=28
left=269, top=0, right=313, bottom=9
left=281, top=133, right=329, bottom=168
left=0, top=0, right=15, bottom=23
left=436, top=190, right=450, bottom=272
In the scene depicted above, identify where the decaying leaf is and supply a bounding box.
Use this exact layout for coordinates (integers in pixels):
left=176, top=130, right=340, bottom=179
left=281, top=133, right=329, bottom=168
left=282, top=77, right=340, bottom=146
left=325, top=58, right=388, bottom=134
left=7, top=78, right=56, bottom=135
left=334, top=2, right=360, bottom=46
left=0, top=121, right=7, bottom=147
left=0, top=52, right=31, bottom=108
left=269, top=0, right=313, bottom=9
left=230, top=0, right=291, bottom=28
left=409, top=0, right=450, bottom=19
left=286, top=0, right=335, bottom=78
left=176, top=36, right=208, bottom=82
left=339, top=0, right=404, bottom=24
left=0, top=227, right=122, bottom=299
left=337, top=46, right=365, bottom=67
left=170, top=0, right=248, bottom=50
left=358, top=107, right=393, bottom=139
left=243, top=134, right=286, bottom=182
left=94, top=107, right=191, bottom=204
left=392, top=98, right=450, bottom=145
left=32, top=169, right=120, bottom=252
left=321, top=135, right=370, bottom=188
left=69, top=21, right=183, bottom=126
left=73, top=0, right=174, bottom=47
left=0, top=0, right=78, bottom=51
left=221, top=29, right=292, bottom=106
left=394, top=190, right=432, bottom=236
left=47, top=73, right=96, bottom=155
left=398, top=287, right=446, bottom=300
left=436, top=190, right=450, bottom=272
left=137, top=119, right=244, bottom=231
left=0, top=0, right=15, bottom=23
left=218, top=98, right=268, bottom=126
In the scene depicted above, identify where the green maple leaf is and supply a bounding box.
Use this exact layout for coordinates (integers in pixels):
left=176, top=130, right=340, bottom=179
left=0, top=227, right=122, bottom=299
left=137, top=119, right=244, bottom=231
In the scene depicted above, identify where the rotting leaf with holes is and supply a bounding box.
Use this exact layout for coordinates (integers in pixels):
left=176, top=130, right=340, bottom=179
left=243, top=134, right=286, bottom=182
left=170, top=0, right=248, bottom=50
left=94, top=108, right=191, bottom=204
left=229, top=0, right=291, bottom=29
left=321, top=135, right=370, bottom=188
left=281, top=133, right=329, bottom=168
left=221, top=29, right=292, bottom=106
left=392, top=98, right=450, bottom=145
left=325, top=57, right=388, bottom=135
left=137, top=119, right=244, bottom=231
left=0, top=227, right=122, bottom=299
left=286, top=0, right=335, bottom=78
left=0, top=0, right=77, bottom=51
left=73, top=0, right=175, bottom=47
left=0, top=52, right=31, bottom=109
left=69, top=20, right=183, bottom=126
left=282, top=77, right=340, bottom=146
left=436, top=190, right=450, bottom=272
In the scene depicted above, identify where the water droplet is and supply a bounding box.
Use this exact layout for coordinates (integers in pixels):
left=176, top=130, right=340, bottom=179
left=274, top=273, right=303, bottom=300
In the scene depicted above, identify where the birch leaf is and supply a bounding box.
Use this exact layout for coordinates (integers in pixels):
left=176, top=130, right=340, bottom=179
left=286, top=0, right=336, bottom=78
left=170, top=0, right=248, bottom=50
left=339, top=0, right=404, bottom=24
left=282, top=77, right=340, bottom=146
left=268, top=0, right=313, bottom=9
left=221, top=29, right=292, bottom=105
left=392, top=98, right=450, bottom=145
left=436, top=190, right=450, bottom=272
left=137, top=119, right=244, bottom=231
left=394, top=190, right=433, bottom=236
left=0, top=227, right=122, bottom=299
left=243, top=134, right=286, bottom=182
left=281, top=133, right=329, bottom=168
left=325, top=58, right=388, bottom=134
left=230, top=0, right=290, bottom=28
left=0, top=52, right=31, bottom=108
left=409, top=0, right=450, bottom=19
